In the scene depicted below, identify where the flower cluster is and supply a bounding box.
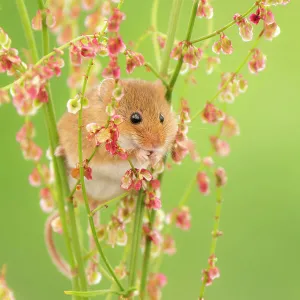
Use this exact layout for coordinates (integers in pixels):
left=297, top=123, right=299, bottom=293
left=86, top=115, right=127, bottom=159
left=206, top=56, right=221, bottom=75
left=249, top=5, right=281, bottom=41
left=11, top=54, right=64, bottom=115
left=210, top=136, right=230, bottom=157
left=147, top=273, right=167, bottom=300
left=125, top=49, right=145, bottom=74
left=16, top=121, right=43, bottom=161
left=201, top=102, right=225, bottom=124
left=70, top=37, right=108, bottom=64
left=197, top=0, right=214, bottom=19
left=0, top=27, right=26, bottom=78
left=197, top=171, right=210, bottom=195
left=98, top=194, right=136, bottom=248
left=121, top=168, right=152, bottom=191
left=103, top=8, right=126, bottom=79
left=145, top=180, right=162, bottom=210
left=248, top=48, right=267, bottom=74
left=201, top=254, right=220, bottom=287
left=234, top=13, right=253, bottom=42
left=71, top=159, right=93, bottom=181
left=218, top=72, right=248, bottom=103
left=171, top=42, right=203, bottom=68
left=86, top=261, right=102, bottom=285
left=167, top=206, right=191, bottom=231
left=215, top=167, right=227, bottom=187
left=221, top=116, right=240, bottom=137
left=212, top=33, right=233, bottom=55
left=0, top=266, right=15, bottom=300
left=172, top=99, right=198, bottom=163
left=32, top=9, right=56, bottom=31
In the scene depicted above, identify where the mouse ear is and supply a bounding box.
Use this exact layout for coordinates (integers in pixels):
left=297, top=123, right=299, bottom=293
left=98, top=78, right=115, bottom=103
left=154, top=80, right=167, bottom=98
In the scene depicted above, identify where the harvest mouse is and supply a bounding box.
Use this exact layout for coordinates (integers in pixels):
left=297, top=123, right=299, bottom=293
left=57, top=78, right=178, bottom=203
left=46, top=79, right=177, bottom=278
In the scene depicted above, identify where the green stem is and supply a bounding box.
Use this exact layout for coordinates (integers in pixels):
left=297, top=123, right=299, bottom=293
left=90, top=193, right=129, bottom=216
left=190, top=29, right=264, bottom=122
left=199, top=187, right=223, bottom=299
left=139, top=210, right=156, bottom=299
left=159, top=0, right=183, bottom=78
left=167, top=0, right=200, bottom=100
left=15, top=0, right=39, bottom=62
left=15, top=0, right=82, bottom=298
left=151, top=0, right=161, bottom=69
left=144, top=62, right=169, bottom=89
left=78, top=59, right=124, bottom=292
left=191, top=2, right=260, bottom=44
left=128, top=191, right=146, bottom=288
left=178, top=175, right=197, bottom=207
left=65, top=287, right=136, bottom=298
left=39, top=0, right=88, bottom=294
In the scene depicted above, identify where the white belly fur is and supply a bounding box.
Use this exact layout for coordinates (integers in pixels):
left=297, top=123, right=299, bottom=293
left=68, top=159, right=146, bottom=201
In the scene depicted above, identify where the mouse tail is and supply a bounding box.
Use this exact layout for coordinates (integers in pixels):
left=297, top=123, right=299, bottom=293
left=45, top=210, right=72, bottom=278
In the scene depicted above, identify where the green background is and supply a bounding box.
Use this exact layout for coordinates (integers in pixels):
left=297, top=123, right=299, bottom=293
left=1, top=1, right=300, bottom=299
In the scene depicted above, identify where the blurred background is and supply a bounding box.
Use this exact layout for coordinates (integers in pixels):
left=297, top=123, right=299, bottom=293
left=1, top=0, right=300, bottom=299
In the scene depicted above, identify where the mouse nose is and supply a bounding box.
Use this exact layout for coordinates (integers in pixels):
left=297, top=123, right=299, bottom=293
left=150, top=135, right=163, bottom=149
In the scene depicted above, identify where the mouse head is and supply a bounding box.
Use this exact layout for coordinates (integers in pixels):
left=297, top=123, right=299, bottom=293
left=99, top=79, right=178, bottom=155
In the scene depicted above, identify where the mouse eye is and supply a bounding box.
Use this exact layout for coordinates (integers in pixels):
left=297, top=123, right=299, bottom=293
left=159, top=113, right=164, bottom=124
left=130, top=112, right=142, bottom=124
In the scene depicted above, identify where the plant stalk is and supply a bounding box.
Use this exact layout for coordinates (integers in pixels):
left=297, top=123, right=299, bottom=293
left=159, top=0, right=183, bottom=78
left=77, top=59, right=125, bottom=292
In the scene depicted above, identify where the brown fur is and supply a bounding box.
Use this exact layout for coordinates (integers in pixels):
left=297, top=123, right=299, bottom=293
left=58, top=79, right=178, bottom=170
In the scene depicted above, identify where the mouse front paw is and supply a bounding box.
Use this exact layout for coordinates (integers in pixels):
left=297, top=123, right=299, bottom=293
left=149, top=152, right=163, bottom=167
left=135, top=148, right=151, bottom=165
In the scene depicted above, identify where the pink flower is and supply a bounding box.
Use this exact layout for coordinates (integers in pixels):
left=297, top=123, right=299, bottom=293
left=102, top=56, right=121, bottom=79
left=234, top=13, right=253, bottom=42
left=0, top=89, right=10, bottom=105
left=82, top=0, right=96, bottom=11
left=143, top=226, right=163, bottom=246
left=121, top=168, right=153, bottom=191
left=215, top=167, right=227, bottom=187
left=126, top=50, right=145, bottom=74
left=16, top=122, right=35, bottom=142
left=145, top=192, right=162, bottom=210
left=203, top=156, right=214, bottom=167
left=32, top=10, right=42, bottom=30
left=40, top=187, right=54, bottom=213
left=163, top=235, right=176, bottom=255
left=183, top=44, right=203, bottom=68
left=221, top=116, right=240, bottom=137
left=170, top=42, right=184, bottom=60
left=107, top=36, right=126, bottom=56
left=197, top=171, right=210, bottom=195
left=175, top=206, right=191, bottom=230
left=206, top=56, right=221, bottom=74
left=147, top=273, right=168, bottom=300
left=264, top=22, right=280, bottom=40
left=51, top=215, right=62, bottom=233
left=0, top=48, right=22, bottom=75
left=197, top=0, right=214, bottom=19
left=157, top=35, right=166, bottom=49
left=210, top=136, right=230, bottom=157
left=201, top=102, right=224, bottom=124
left=249, top=11, right=261, bottom=25
left=29, top=168, right=41, bottom=187
left=212, top=33, right=233, bottom=55
left=248, top=48, right=267, bottom=74
left=107, top=8, right=126, bottom=32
